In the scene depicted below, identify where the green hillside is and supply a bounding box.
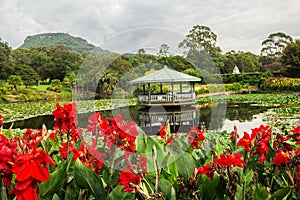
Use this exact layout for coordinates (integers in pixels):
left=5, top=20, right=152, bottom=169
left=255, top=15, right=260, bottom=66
left=20, top=33, right=97, bottom=53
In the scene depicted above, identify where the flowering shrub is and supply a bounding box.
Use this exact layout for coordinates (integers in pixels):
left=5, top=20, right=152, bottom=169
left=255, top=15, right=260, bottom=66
left=0, top=102, right=299, bottom=199
left=262, top=77, right=300, bottom=91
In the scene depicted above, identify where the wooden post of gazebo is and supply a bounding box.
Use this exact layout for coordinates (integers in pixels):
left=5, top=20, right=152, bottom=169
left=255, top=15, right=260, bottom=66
left=148, top=83, right=151, bottom=104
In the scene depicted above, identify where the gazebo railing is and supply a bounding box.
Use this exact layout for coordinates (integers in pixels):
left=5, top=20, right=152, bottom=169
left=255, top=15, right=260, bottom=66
left=138, top=92, right=195, bottom=104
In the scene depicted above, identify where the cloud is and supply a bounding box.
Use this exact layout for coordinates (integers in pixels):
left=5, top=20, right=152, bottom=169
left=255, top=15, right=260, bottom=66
left=0, top=0, right=299, bottom=54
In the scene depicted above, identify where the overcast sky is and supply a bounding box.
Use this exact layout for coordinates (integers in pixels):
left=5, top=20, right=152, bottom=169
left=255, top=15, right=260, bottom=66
left=0, top=0, right=299, bottom=54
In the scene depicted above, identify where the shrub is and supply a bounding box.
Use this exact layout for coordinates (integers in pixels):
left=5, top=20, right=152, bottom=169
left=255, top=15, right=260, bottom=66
left=262, top=77, right=300, bottom=91
left=47, top=79, right=62, bottom=92
left=0, top=87, right=8, bottom=95
left=225, top=83, right=244, bottom=91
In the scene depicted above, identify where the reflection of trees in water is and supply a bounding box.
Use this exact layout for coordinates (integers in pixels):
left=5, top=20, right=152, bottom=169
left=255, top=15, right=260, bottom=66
left=197, top=103, right=226, bottom=130
left=198, top=103, right=270, bottom=130
left=5, top=104, right=270, bottom=131
left=6, top=106, right=140, bottom=130
left=226, top=104, right=269, bottom=121
left=5, top=115, right=54, bottom=130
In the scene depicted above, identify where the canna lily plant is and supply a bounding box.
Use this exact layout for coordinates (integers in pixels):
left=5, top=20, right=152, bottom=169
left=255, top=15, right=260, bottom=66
left=0, top=102, right=299, bottom=200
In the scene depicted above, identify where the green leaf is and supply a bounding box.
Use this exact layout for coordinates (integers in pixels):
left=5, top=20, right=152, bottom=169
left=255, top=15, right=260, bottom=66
left=102, top=165, right=119, bottom=186
left=108, top=186, right=135, bottom=200
left=267, top=187, right=291, bottom=200
left=200, top=174, right=224, bottom=200
left=158, top=178, right=176, bottom=200
left=273, top=176, right=286, bottom=188
left=51, top=194, right=60, bottom=200
left=244, top=170, right=254, bottom=186
left=214, top=135, right=229, bottom=155
left=1, top=186, right=9, bottom=200
left=136, top=128, right=147, bottom=153
left=74, top=160, right=105, bottom=200
left=285, top=140, right=300, bottom=148
left=64, top=180, right=80, bottom=200
left=175, top=153, right=196, bottom=179
left=146, top=137, right=169, bottom=172
left=167, top=161, right=179, bottom=179
left=40, top=167, right=66, bottom=199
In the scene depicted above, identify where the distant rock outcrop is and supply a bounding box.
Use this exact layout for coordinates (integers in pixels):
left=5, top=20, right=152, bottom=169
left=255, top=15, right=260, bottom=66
left=20, top=33, right=99, bottom=53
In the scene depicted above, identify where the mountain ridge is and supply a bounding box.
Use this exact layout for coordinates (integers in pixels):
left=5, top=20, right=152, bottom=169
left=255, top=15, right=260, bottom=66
left=20, top=32, right=98, bottom=53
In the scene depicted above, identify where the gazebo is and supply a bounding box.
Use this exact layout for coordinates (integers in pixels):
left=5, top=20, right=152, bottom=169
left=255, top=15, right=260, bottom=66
left=130, top=66, right=201, bottom=106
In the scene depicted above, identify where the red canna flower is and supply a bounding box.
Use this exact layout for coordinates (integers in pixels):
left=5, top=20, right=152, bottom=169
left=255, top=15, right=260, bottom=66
left=231, top=153, right=245, bottom=168
left=194, top=163, right=215, bottom=180
left=230, top=125, right=239, bottom=142
left=291, top=126, right=300, bottom=144
left=52, top=102, right=82, bottom=142
left=1, top=127, right=55, bottom=199
left=273, top=150, right=290, bottom=166
left=238, top=125, right=271, bottom=163
left=214, top=153, right=244, bottom=168
left=0, top=134, right=17, bottom=187
left=253, top=125, right=271, bottom=163
left=238, top=131, right=255, bottom=152
left=59, top=142, right=74, bottom=159
left=273, top=134, right=292, bottom=151
left=12, top=149, right=56, bottom=183
left=9, top=181, right=38, bottom=200
left=106, top=115, right=139, bottom=159
left=10, top=148, right=55, bottom=200
left=187, top=126, right=205, bottom=149
left=0, top=114, right=3, bottom=125
left=86, top=112, right=110, bottom=137
left=117, top=168, right=141, bottom=192
left=159, top=125, right=175, bottom=147
left=159, top=125, right=167, bottom=138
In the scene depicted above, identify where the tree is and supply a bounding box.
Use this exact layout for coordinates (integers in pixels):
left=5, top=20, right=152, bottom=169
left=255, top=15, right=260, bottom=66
left=158, top=55, right=194, bottom=72
left=178, top=25, right=223, bottom=75
left=12, top=64, right=40, bottom=87
left=179, top=25, right=219, bottom=54
left=260, top=32, right=293, bottom=65
left=157, top=44, right=170, bottom=58
left=11, top=48, right=30, bottom=66
left=235, top=51, right=261, bottom=72
left=224, top=51, right=261, bottom=73
left=282, top=39, right=300, bottom=78
left=183, top=68, right=201, bottom=78
left=7, top=75, right=22, bottom=91
left=29, top=47, right=52, bottom=82
left=0, top=39, right=13, bottom=80
left=63, top=71, right=76, bottom=88
left=223, top=51, right=238, bottom=74
left=48, top=45, right=83, bottom=81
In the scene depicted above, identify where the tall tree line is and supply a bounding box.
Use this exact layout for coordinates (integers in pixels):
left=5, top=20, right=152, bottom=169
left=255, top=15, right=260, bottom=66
left=1, top=26, right=299, bottom=95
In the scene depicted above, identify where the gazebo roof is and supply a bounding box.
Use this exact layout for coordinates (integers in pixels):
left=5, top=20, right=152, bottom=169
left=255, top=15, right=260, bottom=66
left=130, top=66, right=201, bottom=84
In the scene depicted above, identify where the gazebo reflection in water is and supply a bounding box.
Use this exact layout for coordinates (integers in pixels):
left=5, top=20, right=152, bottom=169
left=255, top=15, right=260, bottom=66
left=130, top=66, right=201, bottom=135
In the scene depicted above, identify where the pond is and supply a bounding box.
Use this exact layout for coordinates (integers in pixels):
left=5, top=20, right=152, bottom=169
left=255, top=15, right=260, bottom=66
left=3, top=102, right=274, bottom=134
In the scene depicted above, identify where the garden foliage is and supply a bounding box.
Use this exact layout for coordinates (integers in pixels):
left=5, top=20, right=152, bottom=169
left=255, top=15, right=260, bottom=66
left=0, top=103, right=300, bottom=199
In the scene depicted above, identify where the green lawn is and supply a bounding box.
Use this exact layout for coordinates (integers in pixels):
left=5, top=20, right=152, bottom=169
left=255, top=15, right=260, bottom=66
left=25, top=84, right=50, bottom=90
